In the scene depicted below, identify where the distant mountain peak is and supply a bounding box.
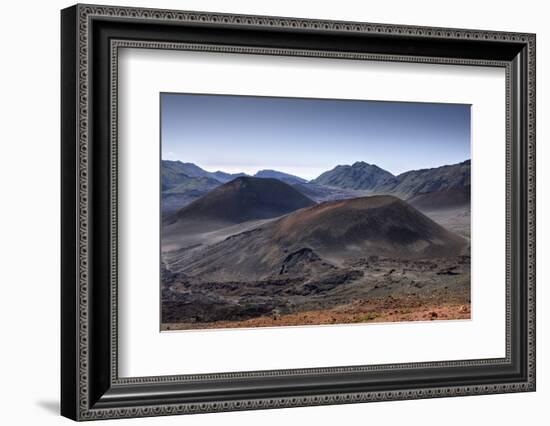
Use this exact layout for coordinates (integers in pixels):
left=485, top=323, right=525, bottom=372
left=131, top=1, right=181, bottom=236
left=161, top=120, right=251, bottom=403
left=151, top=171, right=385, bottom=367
left=313, top=162, right=397, bottom=190
left=310, top=159, right=471, bottom=199
left=351, top=161, right=371, bottom=167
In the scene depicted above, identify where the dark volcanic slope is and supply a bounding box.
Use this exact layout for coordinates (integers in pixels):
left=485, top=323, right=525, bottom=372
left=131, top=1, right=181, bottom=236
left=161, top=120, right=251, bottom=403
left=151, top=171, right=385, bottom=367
left=313, top=161, right=398, bottom=190
left=169, top=195, right=468, bottom=280
left=272, top=196, right=465, bottom=254
left=172, top=176, right=316, bottom=225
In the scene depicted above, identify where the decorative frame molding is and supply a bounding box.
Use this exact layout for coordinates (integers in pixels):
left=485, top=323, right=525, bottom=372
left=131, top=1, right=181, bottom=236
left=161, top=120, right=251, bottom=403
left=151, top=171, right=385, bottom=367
left=61, top=4, right=535, bottom=421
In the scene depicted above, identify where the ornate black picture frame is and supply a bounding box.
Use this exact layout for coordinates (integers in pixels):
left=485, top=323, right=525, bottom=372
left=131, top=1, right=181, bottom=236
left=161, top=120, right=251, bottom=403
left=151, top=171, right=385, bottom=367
left=61, top=4, right=536, bottom=421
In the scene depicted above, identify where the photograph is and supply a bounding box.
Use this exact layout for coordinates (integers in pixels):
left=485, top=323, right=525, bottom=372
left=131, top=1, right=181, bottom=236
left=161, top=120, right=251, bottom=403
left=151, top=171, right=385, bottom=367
left=58, top=4, right=536, bottom=420
left=160, top=93, right=472, bottom=330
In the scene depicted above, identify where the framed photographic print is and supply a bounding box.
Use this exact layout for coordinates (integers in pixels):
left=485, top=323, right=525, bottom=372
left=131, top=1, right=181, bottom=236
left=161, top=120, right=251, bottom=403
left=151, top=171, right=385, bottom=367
left=61, top=4, right=536, bottom=421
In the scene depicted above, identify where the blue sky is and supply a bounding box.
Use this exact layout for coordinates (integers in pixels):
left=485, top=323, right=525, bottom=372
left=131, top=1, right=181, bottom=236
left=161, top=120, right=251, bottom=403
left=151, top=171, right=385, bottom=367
left=161, top=93, right=471, bottom=180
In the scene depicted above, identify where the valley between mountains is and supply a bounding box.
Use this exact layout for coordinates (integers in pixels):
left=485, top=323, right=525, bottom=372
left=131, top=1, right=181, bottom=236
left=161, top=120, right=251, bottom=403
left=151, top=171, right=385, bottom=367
left=161, top=160, right=471, bottom=330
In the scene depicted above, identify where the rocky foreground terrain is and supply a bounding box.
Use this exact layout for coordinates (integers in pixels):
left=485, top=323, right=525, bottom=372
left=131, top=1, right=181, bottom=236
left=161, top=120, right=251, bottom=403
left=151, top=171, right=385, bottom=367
left=162, top=254, right=470, bottom=329
left=161, top=174, right=470, bottom=330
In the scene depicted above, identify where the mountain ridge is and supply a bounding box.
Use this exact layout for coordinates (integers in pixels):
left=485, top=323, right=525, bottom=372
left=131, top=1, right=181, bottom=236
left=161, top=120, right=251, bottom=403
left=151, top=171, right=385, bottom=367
left=162, top=159, right=471, bottom=215
left=388, top=159, right=471, bottom=199
left=254, top=169, right=307, bottom=184
left=311, top=159, right=470, bottom=200
left=162, top=160, right=247, bottom=185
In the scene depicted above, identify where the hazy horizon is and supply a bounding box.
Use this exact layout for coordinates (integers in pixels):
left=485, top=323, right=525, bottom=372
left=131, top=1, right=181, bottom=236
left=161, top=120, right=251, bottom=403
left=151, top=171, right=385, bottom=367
left=160, top=157, right=471, bottom=181
left=161, top=93, right=471, bottom=180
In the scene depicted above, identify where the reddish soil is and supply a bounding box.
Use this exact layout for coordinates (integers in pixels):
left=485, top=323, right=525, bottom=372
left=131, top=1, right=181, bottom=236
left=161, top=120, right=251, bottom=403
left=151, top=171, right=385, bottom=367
left=161, top=296, right=470, bottom=331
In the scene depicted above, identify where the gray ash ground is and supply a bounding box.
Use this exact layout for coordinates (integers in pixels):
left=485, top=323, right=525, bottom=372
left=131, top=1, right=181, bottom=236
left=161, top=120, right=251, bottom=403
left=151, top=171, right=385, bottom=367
left=161, top=254, right=470, bottom=326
